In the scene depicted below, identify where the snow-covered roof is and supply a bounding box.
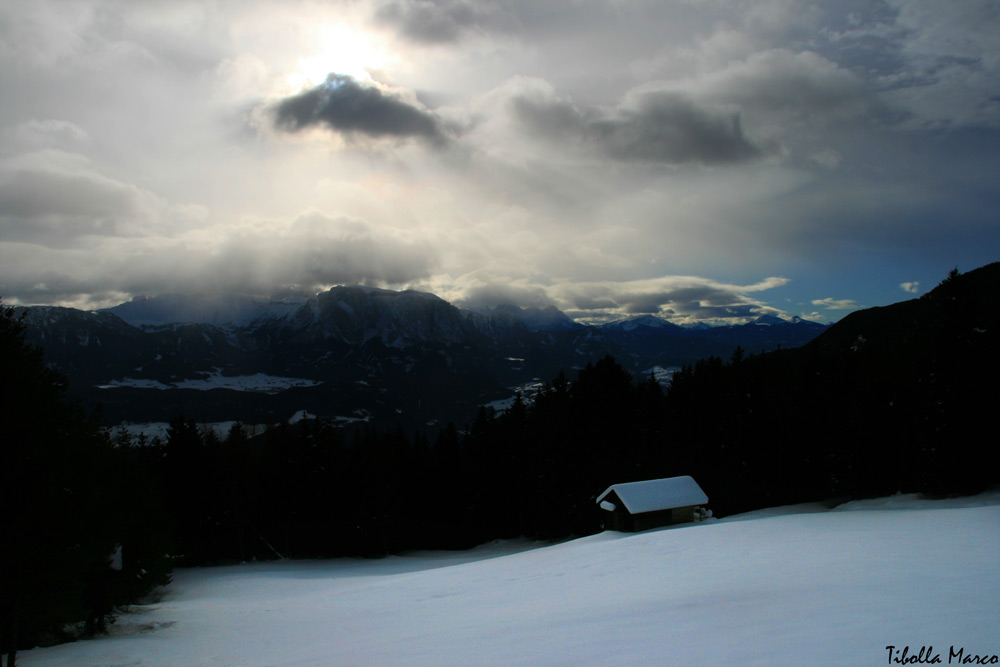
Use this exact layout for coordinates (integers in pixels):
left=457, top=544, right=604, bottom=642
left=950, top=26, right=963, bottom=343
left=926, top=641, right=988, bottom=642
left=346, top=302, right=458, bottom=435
left=596, top=476, right=708, bottom=514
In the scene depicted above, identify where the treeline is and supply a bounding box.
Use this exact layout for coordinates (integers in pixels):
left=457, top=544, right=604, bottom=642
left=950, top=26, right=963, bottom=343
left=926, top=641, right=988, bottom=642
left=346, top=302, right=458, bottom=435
left=129, top=355, right=671, bottom=564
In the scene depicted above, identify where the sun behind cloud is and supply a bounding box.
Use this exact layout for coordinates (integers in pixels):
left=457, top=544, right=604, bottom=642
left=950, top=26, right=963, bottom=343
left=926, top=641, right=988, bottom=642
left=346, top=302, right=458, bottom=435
left=286, top=23, right=394, bottom=90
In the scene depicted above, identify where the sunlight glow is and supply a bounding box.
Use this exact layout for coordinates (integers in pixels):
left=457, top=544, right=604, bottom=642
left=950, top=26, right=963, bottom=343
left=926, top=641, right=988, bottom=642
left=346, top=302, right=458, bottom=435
left=287, top=24, right=391, bottom=90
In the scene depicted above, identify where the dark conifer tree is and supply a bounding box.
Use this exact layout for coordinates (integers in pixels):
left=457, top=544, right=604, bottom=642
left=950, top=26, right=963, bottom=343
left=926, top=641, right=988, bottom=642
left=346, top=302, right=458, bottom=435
left=1, top=301, right=169, bottom=665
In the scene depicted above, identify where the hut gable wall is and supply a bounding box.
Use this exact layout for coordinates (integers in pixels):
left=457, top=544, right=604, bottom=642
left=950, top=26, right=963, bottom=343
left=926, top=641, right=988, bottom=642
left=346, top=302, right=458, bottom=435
left=600, top=490, right=635, bottom=532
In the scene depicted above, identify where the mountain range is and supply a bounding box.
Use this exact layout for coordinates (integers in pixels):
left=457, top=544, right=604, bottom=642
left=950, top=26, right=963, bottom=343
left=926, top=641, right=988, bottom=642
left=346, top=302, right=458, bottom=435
left=18, top=287, right=827, bottom=431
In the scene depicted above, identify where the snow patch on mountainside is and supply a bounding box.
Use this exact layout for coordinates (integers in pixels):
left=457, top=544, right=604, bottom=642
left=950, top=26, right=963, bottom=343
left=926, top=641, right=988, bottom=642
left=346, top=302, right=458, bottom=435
left=483, top=379, right=546, bottom=412
left=643, top=365, right=681, bottom=385
left=98, top=378, right=173, bottom=390
left=289, top=409, right=316, bottom=424
left=173, top=371, right=322, bottom=393
left=98, top=371, right=322, bottom=394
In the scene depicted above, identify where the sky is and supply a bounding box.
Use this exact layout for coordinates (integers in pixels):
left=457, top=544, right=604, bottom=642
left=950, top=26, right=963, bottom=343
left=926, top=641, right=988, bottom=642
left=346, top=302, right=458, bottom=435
left=1, top=0, right=998, bottom=325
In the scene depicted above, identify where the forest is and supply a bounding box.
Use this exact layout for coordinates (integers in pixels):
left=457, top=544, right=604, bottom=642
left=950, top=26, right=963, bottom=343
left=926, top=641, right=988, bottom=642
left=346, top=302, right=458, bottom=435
left=2, top=263, right=998, bottom=664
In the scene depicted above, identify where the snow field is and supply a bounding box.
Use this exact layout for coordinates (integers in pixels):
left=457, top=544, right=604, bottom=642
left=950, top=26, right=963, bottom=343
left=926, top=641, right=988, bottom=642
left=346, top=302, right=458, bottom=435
left=99, top=371, right=322, bottom=394
left=21, top=493, right=1000, bottom=666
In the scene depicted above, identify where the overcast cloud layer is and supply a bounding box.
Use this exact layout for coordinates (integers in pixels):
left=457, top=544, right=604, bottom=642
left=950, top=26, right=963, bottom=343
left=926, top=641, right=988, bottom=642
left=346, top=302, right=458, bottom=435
left=1, top=0, right=998, bottom=324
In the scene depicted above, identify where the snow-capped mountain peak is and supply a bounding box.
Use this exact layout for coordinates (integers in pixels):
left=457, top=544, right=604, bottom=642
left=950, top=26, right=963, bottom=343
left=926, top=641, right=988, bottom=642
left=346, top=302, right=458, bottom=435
left=599, top=314, right=680, bottom=333
left=749, top=314, right=787, bottom=326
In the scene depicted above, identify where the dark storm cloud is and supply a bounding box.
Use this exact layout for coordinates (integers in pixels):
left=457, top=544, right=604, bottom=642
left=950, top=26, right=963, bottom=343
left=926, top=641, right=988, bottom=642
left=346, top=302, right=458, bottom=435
left=591, top=92, right=766, bottom=165
left=374, top=0, right=511, bottom=44
left=510, top=86, right=769, bottom=165
left=272, top=74, right=446, bottom=144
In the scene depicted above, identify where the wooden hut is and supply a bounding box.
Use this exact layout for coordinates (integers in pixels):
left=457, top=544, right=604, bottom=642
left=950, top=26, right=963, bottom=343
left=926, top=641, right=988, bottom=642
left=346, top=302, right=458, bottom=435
left=596, top=476, right=709, bottom=532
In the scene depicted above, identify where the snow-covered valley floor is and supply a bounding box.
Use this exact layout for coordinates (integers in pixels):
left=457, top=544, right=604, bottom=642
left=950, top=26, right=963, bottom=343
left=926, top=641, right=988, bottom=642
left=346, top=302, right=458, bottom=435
left=23, top=492, right=1000, bottom=666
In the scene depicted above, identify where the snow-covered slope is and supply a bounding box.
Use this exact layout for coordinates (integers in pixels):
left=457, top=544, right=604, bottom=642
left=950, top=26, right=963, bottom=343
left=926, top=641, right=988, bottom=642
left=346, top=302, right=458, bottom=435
left=22, top=491, right=1000, bottom=667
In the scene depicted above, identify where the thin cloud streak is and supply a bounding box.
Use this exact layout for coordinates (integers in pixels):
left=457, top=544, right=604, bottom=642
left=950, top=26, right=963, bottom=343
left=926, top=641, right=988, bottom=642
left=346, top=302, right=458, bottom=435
left=812, top=297, right=860, bottom=310
left=551, top=276, right=791, bottom=325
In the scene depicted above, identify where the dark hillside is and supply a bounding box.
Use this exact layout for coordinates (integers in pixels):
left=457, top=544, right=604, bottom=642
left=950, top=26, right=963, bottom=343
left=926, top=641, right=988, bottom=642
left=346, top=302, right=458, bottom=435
left=808, top=262, right=1000, bottom=358
left=666, top=263, right=1000, bottom=516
